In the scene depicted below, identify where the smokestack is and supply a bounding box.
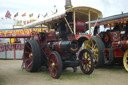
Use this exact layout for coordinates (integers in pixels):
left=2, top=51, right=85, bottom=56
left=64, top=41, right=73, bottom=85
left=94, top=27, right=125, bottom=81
left=65, top=0, right=73, bottom=10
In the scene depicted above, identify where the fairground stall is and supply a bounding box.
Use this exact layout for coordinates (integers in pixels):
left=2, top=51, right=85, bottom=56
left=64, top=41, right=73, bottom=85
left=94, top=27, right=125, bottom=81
left=0, top=25, right=48, bottom=59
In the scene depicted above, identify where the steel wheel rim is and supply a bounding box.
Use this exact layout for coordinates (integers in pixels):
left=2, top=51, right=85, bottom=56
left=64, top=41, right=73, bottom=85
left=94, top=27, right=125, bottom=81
left=84, top=39, right=99, bottom=63
left=48, top=53, right=59, bottom=77
left=80, top=52, right=92, bottom=73
left=123, top=50, right=128, bottom=71
left=23, top=42, right=33, bottom=71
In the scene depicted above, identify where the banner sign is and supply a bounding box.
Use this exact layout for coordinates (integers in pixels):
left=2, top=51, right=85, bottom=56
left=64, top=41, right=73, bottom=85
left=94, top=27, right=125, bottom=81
left=0, top=27, right=51, bottom=37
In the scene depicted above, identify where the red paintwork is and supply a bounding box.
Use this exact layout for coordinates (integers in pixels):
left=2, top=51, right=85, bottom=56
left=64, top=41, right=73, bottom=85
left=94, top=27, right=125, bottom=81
left=75, top=34, right=91, bottom=40
left=46, top=32, right=57, bottom=41
left=110, top=32, right=120, bottom=41
left=112, top=40, right=128, bottom=49
left=114, top=47, right=124, bottom=57
left=104, top=47, right=124, bottom=58
left=76, top=19, right=88, bottom=33
left=67, top=35, right=76, bottom=40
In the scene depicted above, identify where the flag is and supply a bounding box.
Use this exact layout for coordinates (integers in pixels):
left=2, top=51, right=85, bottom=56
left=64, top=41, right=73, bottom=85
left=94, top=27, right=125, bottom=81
left=5, top=10, right=11, bottom=19
left=37, top=14, right=40, bottom=18
left=14, top=12, right=18, bottom=17
left=29, top=13, right=33, bottom=17
left=43, top=13, right=48, bottom=17
left=22, top=13, right=26, bottom=17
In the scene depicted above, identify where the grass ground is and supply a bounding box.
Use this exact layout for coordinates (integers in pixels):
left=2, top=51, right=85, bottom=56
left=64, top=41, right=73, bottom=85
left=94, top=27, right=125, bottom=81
left=0, top=60, right=128, bottom=85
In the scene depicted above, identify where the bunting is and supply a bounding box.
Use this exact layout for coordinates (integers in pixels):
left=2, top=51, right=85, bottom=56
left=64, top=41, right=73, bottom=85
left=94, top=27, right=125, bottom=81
left=37, top=14, right=40, bottom=18
left=43, top=13, right=48, bottom=17
left=14, top=12, right=18, bottom=17
left=22, top=13, right=26, bottom=17
left=5, top=10, right=11, bottom=19
left=29, top=13, right=33, bottom=17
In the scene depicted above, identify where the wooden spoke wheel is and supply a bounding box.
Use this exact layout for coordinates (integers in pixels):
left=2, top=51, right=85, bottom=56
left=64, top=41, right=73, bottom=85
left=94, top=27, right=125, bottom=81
left=123, top=50, right=128, bottom=72
left=84, top=37, right=105, bottom=67
left=23, top=40, right=41, bottom=72
left=48, top=51, right=62, bottom=79
left=79, top=49, right=94, bottom=74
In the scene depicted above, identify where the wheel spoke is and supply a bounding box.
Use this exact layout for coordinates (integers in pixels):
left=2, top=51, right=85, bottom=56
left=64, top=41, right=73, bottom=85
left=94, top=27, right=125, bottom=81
left=54, top=64, right=58, bottom=67
left=25, top=57, right=32, bottom=62
left=27, top=61, right=33, bottom=69
left=91, top=41, right=94, bottom=47
left=26, top=44, right=31, bottom=50
left=25, top=51, right=31, bottom=54
left=87, top=44, right=92, bottom=49
left=84, top=65, right=88, bottom=71
left=84, top=53, right=87, bottom=59
left=93, top=44, right=97, bottom=48
left=53, top=68, right=57, bottom=76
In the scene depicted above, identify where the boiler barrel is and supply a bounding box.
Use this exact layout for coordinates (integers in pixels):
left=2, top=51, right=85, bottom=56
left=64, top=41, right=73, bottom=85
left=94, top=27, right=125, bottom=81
left=51, top=40, right=79, bottom=53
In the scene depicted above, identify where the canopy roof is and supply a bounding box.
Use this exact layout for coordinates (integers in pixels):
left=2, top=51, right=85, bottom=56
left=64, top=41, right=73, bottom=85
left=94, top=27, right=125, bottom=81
left=23, top=6, right=102, bottom=29
left=91, top=12, right=128, bottom=26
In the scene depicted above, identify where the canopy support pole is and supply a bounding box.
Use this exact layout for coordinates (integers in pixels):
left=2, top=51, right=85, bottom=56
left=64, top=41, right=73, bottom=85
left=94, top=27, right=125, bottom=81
left=64, top=17, right=73, bottom=34
left=93, top=18, right=99, bottom=34
left=73, top=9, right=76, bottom=35
left=41, top=24, right=42, bottom=32
left=88, top=10, right=91, bottom=35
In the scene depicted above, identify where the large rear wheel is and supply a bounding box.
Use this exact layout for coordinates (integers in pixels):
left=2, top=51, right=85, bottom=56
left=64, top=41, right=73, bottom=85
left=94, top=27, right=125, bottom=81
left=23, top=40, right=41, bottom=72
left=123, top=50, right=128, bottom=72
left=79, top=49, right=94, bottom=74
left=48, top=51, right=62, bottom=79
left=84, top=37, right=105, bottom=67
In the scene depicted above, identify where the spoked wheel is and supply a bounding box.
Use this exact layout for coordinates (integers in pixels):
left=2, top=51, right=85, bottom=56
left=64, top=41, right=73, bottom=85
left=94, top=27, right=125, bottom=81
left=123, top=50, right=128, bottom=72
left=84, top=37, right=105, bottom=67
left=23, top=40, right=41, bottom=72
left=84, top=39, right=99, bottom=63
left=79, top=49, right=94, bottom=74
left=48, top=51, right=62, bottom=79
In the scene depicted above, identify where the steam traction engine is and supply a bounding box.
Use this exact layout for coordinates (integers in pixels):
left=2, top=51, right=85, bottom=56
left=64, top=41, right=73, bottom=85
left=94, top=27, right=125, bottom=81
left=22, top=6, right=102, bottom=79
left=84, top=13, right=128, bottom=71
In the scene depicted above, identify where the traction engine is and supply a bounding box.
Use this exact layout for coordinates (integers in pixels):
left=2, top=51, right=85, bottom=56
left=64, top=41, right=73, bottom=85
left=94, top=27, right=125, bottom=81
left=85, top=21, right=128, bottom=71
left=22, top=11, right=95, bottom=79
left=22, top=0, right=103, bottom=78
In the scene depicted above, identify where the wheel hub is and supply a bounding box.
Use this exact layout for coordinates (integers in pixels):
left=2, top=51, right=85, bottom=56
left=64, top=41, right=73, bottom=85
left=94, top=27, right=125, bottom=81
left=29, top=53, right=33, bottom=58
left=51, top=62, right=55, bottom=68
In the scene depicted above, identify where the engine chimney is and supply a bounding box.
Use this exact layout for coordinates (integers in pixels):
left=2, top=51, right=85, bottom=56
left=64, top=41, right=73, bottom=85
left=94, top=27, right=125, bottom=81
left=65, top=0, right=73, bottom=10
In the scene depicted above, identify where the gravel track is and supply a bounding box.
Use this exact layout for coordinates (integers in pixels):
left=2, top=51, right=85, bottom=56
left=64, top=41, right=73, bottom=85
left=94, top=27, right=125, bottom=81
left=0, top=60, right=128, bottom=85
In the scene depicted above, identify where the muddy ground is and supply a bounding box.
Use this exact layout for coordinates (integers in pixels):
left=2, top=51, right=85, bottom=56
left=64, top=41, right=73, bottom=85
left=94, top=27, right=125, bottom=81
left=0, top=60, right=128, bottom=85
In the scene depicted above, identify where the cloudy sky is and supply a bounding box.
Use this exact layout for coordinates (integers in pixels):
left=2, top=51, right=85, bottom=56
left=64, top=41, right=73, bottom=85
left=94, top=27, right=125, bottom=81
left=0, top=0, right=128, bottom=29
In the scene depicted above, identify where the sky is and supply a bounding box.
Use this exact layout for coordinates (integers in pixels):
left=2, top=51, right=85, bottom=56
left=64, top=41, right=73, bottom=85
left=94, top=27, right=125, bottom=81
left=0, top=0, right=128, bottom=29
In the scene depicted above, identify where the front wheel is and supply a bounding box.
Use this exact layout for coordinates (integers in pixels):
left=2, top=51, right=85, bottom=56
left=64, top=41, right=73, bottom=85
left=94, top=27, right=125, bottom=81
left=79, top=49, right=94, bottom=74
left=48, top=51, right=62, bottom=79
